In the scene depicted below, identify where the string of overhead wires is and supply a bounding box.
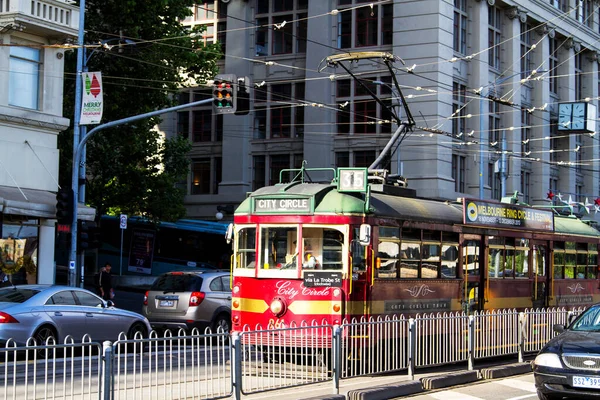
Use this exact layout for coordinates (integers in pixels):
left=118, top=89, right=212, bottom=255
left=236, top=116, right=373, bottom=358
left=3, top=0, right=600, bottom=175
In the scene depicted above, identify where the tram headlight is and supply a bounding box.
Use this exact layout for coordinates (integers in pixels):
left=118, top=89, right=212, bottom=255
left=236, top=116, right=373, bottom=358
left=270, top=298, right=286, bottom=317
left=333, top=304, right=341, bottom=313
left=333, top=288, right=341, bottom=297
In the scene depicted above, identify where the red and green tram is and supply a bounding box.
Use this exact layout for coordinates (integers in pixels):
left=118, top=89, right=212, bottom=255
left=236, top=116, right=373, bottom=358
left=230, top=167, right=600, bottom=333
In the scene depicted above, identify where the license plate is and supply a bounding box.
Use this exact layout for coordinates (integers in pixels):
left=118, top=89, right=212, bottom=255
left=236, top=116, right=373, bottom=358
left=573, top=376, right=600, bottom=388
left=159, top=300, right=174, bottom=307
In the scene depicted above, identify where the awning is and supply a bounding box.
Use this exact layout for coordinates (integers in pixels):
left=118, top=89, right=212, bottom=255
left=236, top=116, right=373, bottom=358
left=0, top=185, right=96, bottom=221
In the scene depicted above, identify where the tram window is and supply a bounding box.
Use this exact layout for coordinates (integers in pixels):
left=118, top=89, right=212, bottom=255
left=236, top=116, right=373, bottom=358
left=514, top=248, right=529, bottom=278
left=502, top=249, right=515, bottom=278
left=577, top=253, right=588, bottom=278
left=422, top=230, right=441, bottom=242
left=442, top=232, right=459, bottom=243
left=377, top=241, right=399, bottom=278
left=260, top=227, right=298, bottom=269
left=564, top=253, right=576, bottom=279
left=489, top=236, right=504, bottom=246
left=401, top=227, right=420, bottom=241
left=400, top=242, right=419, bottom=278
left=321, top=229, right=344, bottom=270
left=351, top=229, right=366, bottom=272
left=488, top=247, right=503, bottom=278
left=462, top=240, right=480, bottom=276
left=422, top=243, right=440, bottom=278
left=588, top=253, right=598, bottom=279
left=565, top=242, right=576, bottom=250
left=441, top=244, right=458, bottom=278
left=379, top=227, right=399, bottom=239
left=553, top=252, right=565, bottom=279
left=237, top=228, right=256, bottom=269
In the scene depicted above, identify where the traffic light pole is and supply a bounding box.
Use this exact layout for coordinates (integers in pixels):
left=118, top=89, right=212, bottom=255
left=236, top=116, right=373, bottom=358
left=68, top=98, right=213, bottom=287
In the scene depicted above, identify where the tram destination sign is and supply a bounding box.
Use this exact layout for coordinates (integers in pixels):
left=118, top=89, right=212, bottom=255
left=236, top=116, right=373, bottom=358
left=304, top=271, right=342, bottom=287
left=463, top=199, right=554, bottom=231
left=254, top=197, right=311, bottom=214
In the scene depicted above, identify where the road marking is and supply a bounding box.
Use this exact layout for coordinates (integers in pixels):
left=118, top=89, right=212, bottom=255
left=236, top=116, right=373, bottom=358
left=496, top=378, right=536, bottom=393
left=429, top=391, right=483, bottom=400
left=506, top=395, right=537, bottom=400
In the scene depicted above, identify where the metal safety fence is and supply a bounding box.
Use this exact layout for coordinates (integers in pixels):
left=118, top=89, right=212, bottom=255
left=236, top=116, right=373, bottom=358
left=0, top=306, right=586, bottom=400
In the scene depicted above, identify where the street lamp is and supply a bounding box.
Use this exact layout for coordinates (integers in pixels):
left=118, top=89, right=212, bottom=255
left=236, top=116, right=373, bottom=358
left=476, top=69, right=546, bottom=199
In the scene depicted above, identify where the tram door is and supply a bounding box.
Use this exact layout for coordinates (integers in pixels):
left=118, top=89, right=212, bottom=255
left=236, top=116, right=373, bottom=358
left=349, top=233, right=370, bottom=318
left=462, top=238, right=483, bottom=312
left=532, top=243, right=549, bottom=309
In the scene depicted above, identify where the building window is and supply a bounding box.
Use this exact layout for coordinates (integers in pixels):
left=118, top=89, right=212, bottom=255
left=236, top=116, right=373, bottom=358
left=550, top=0, right=566, bottom=12
left=489, top=162, right=501, bottom=200
left=253, top=82, right=304, bottom=140
left=521, top=172, right=530, bottom=204
left=521, top=108, right=531, bottom=155
left=336, top=152, right=350, bottom=167
left=520, top=22, right=532, bottom=78
left=575, top=53, right=583, bottom=101
left=336, top=76, right=393, bottom=135
left=489, top=101, right=500, bottom=146
left=214, top=157, right=222, bottom=194
left=576, top=0, right=593, bottom=27
left=549, top=38, right=558, bottom=94
left=191, top=159, right=211, bottom=195
left=354, top=150, right=376, bottom=168
left=9, top=46, right=40, bottom=110
left=253, top=155, right=266, bottom=190
left=488, top=6, right=501, bottom=70
left=217, top=21, right=227, bottom=57
left=452, top=154, right=466, bottom=193
left=177, top=111, right=189, bottom=139
left=453, top=0, right=467, bottom=55
left=550, top=130, right=559, bottom=162
left=192, top=110, right=212, bottom=142
left=255, top=2, right=308, bottom=56
left=549, top=177, right=558, bottom=195
left=337, top=2, right=393, bottom=49
left=270, top=154, right=290, bottom=185
left=453, top=82, right=467, bottom=137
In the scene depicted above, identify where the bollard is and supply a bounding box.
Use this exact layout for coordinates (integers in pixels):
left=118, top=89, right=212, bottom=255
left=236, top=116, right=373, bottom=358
left=231, top=333, right=242, bottom=400
left=331, top=325, right=341, bottom=394
left=518, top=312, right=525, bottom=363
left=468, top=315, right=475, bottom=371
left=102, top=340, right=113, bottom=400
left=408, top=318, right=416, bottom=379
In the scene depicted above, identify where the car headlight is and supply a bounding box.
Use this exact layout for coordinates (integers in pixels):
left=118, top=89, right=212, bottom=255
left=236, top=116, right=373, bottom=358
left=534, top=353, right=562, bottom=368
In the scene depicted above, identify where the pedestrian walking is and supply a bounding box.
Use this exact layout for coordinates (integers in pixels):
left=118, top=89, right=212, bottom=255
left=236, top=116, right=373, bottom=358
left=98, top=262, right=114, bottom=301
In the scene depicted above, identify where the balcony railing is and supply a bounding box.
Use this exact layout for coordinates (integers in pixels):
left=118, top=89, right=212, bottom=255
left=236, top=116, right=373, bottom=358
left=0, top=0, right=79, bottom=36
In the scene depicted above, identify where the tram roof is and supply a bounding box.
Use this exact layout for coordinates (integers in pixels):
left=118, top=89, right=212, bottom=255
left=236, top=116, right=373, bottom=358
left=554, top=215, right=600, bottom=237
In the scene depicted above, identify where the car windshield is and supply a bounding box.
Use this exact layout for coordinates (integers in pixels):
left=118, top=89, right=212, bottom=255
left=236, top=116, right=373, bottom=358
left=571, top=307, right=600, bottom=331
left=0, top=288, right=40, bottom=303
left=151, top=274, right=203, bottom=292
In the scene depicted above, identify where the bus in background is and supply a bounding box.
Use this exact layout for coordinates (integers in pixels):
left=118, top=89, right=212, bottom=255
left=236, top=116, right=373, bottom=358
left=97, top=215, right=232, bottom=277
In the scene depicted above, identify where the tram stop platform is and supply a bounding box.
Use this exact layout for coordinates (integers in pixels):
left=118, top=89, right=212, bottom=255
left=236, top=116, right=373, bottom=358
left=241, top=357, right=534, bottom=400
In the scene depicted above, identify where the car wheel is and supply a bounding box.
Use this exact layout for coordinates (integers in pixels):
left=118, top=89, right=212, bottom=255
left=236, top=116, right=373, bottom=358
left=32, top=325, right=57, bottom=358
left=128, top=322, right=148, bottom=339
left=126, top=323, right=148, bottom=353
left=211, top=313, right=231, bottom=334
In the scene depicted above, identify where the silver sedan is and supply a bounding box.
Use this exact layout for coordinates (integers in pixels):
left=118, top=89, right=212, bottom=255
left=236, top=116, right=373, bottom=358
left=0, top=285, right=151, bottom=345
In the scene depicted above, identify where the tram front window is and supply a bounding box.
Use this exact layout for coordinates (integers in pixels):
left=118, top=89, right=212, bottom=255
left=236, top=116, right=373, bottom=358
left=260, top=227, right=298, bottom=269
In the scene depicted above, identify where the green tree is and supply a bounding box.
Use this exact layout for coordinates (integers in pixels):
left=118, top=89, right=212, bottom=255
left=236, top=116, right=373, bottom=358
left=60, top=0, right=221, bottom=222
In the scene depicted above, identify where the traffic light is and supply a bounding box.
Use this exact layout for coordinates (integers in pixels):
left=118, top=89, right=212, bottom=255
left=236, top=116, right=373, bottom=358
left=235, top=76, right=251, bottom=116
left=212, top=74, right=237, bottom=114
left=78, top=221, right=101, bottom=251
left=56, top=187, right=74, bottom=225
left=77, top=220, right=90, bottom=251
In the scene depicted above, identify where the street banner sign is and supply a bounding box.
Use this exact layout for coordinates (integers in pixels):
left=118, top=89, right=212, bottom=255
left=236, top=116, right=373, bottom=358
left=80, top=71, right=103, bottom=125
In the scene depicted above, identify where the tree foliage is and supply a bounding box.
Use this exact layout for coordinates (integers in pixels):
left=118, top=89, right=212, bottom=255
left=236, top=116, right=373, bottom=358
left=60, top=0, right=220, bottom=222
